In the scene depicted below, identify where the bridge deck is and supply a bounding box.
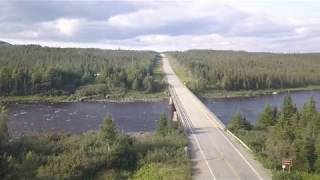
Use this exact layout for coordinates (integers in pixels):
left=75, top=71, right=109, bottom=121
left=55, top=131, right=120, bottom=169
left=162, top=54, right=271, bottom=180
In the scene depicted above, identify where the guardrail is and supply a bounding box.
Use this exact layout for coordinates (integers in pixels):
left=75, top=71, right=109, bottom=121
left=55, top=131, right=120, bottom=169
left=168, top=85, right=252, bottom=152
left=168, top=85, right=194, bottom=131
left=184, top=87, right=226, bottom=130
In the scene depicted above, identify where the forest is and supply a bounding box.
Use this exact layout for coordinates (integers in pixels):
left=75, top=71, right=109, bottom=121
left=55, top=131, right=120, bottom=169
left=228, top=96, right=320, bottom=179
left=167, top=50, right=320, bottom=92
left=0, top=103, right=191, bottom=179
left=0, top=45, right=164, bottom=97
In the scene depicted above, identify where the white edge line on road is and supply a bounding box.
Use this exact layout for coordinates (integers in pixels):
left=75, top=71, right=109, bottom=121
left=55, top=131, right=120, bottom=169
left=190, top=127, right=217, bottom=180
left=190, top=96, right=264, bottom=179
left=170, top=87, right=217, bottom=180
left=217, top=129, right=264, bottom=180
left=189, top=91, right=264, bottom=180
left=163, top=54, right=263, bottom=180
left=172, top=60, right=264, bottom=180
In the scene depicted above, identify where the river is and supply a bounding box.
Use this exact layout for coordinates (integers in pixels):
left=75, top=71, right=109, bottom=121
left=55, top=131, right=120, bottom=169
left=204, top=91, right=320, bottom=124
left=7, top=101, right=169, bottom=137
left=7, top=91, right=320, bottom=136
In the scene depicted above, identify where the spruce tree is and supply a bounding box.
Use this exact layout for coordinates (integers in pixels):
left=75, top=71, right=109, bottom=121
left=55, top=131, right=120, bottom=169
left=256, top=105, right=275, bottom=130
left=228, top=112, right=252, bottom=133
left=280, top=95, right=296, bottom=128
left=156, top=114, right=170, bottom=136
left=100, top=115, right=118, bottom=150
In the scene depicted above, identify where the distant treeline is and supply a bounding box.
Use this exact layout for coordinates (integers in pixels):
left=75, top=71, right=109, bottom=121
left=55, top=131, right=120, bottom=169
left=0, top=45, right=164, bottom=96
left=167, top=50, right=320, bottom=91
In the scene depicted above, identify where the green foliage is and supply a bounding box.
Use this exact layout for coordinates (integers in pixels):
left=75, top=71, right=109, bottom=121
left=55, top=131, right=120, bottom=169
left=132, top=163, right=190, bottom=180
left=0, top=114, right=190, bottom=179
left=75, top=84, right=108, bottom=97
left=133, top=126, right=190, bottom=180
left=228, top=112, right=252, bottom=132
left=155, top=114, right=172, bottom=136
left=0, top=45, right=164, bottom=96
left=272, top=171, right=302, bottom=180
left=100, top=115, right=119, bottom=148
left=280, top=95, right=296, bottom=124
left=131, top=78, right=140, bottom=90
left=0, top=104, right=9, bottom=149
left=0, top=104, right=10, bottom=178
left=167, top=50, right=320, bottom=91
left=255, top=105, right=277, bottom=130
left=228, top=96, right=320, bottom=177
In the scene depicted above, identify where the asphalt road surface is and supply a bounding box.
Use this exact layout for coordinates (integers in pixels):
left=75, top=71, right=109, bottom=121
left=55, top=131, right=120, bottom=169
left=162, top=54, right=271, bottom=180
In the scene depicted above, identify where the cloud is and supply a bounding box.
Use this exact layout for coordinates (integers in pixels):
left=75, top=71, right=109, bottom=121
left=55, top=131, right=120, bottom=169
left=53, top=18, right=80, bottom=36
left=0, top=0, right=320, bottom=52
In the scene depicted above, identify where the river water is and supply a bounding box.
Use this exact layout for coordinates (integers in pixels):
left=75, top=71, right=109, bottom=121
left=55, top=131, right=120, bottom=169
left=203, top=91, right=320, bottom=124
left=7, top=101, right=169, bottom=136
left=7, top=91, right=320, bottom=136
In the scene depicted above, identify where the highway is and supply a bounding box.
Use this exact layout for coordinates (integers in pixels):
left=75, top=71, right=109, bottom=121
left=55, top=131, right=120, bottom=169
left=162, top=54, right=271, bottom=180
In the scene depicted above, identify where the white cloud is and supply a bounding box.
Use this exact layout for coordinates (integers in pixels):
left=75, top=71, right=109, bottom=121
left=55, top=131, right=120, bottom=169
left=106, top=2, right=241, bottom=31
left=54, top=18, right=80, bottom=36
left=1, top=1, right=320, bottom=52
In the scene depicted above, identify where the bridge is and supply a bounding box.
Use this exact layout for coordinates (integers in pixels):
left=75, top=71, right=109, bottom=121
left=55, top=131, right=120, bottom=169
left=162, top=54, right=271, bottom=180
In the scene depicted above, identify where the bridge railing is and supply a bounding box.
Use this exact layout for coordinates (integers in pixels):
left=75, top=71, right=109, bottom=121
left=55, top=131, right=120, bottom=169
left=168, top=85, right=194, bottom=132
left=168, top=84, right=252, bottom=152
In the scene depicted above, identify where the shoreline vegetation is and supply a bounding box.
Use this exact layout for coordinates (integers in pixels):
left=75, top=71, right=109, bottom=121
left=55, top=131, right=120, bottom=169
left=166, top=50, right=320, bottom=99
left=228, top=95, right=320, bottom=180
left=227, top=96, right=320, bottom=179
left=0, top=102, right=191, bottom=179
left=0, top=91, right=168, bottom=104
left=198, top=85, right=320, bottom=99
left=2, top=85, right=320, bottom=104
left=0, top=45, right=169, bottom=104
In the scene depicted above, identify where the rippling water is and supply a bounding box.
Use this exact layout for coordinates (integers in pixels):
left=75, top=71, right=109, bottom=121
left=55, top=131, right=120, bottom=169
left=204, top=91, right=320, bottom=124
left=7, top=91, right=320, bottom=136
left=8, top=101, right=169, bottom=136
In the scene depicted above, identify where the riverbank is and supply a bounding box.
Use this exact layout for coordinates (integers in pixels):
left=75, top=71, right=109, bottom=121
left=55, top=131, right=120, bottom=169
left=166, top=54, right=320, bottom=99
left=0, top=90, right=168, bottom=104
left=1, top=111, right=191, bottom=180
left=198, top=86, right=320, bottom=99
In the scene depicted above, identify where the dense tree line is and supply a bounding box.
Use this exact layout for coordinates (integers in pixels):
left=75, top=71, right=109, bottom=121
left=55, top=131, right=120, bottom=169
left=0, top=107, right=190, bottom=179
left=167, top=50, right=320, bottom=91
left=0, top=45, right=164, bottom=96
left=228, top=96, right=320, bottom=179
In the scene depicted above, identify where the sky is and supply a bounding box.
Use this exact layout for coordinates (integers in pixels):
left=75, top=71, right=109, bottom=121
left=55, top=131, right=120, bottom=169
left=1, top=0, right=320, bottom=52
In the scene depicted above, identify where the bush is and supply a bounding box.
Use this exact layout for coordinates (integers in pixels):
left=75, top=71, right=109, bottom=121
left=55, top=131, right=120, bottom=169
left=272, top=171, right=302, bottom=180
left=132, top=163, right=189, bottom=180
left=1, top=114, right=190, bottom=179
left=75, top=84, right=108, bottom=96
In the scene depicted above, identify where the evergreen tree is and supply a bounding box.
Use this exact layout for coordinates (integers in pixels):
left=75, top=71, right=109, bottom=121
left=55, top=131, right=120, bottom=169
left=100, top=115, right=118, bottom=150
left=143, top=76, right=154, bottom=92
left=156, top=114, right=170, bottom=136
left=168, top=50, right=320, bottom=91
left=0, top=45, right=162, bottom=96
left=315, top=136, right=320, bottom=172
left=228, top=112, right=252, bottom=133
left=256, top=105, right=275, bottom=130
left=0, top=104, right=9, bottom=149
left=280, top=95, right=296, bottom=127
left=131, top=78, right=140, bottom=90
